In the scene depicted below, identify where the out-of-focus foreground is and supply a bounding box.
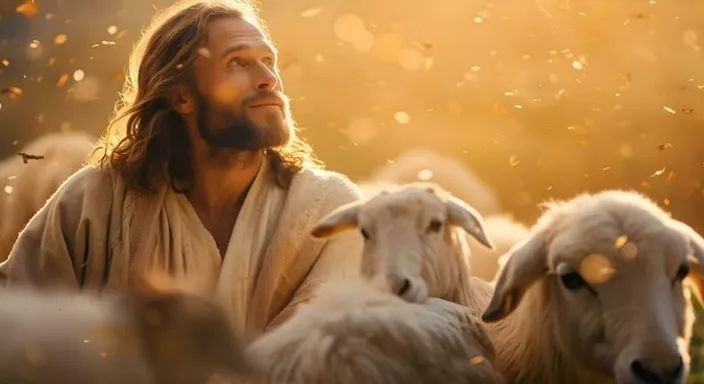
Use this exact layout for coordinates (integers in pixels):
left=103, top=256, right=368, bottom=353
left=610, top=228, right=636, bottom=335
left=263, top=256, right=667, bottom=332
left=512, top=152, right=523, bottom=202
left=1, top=0, right=703, bottom=380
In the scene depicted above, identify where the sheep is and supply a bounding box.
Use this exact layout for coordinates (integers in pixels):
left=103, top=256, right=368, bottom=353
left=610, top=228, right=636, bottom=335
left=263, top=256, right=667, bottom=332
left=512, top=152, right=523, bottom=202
left=310, top=183, right=704, bottom=383
left=364, top=147, right=501, bottom=216
left=0, top=274, right=253, bottom=384
left=0, top=131, right=95, bottom=261
left=466, top=214, right=530, bottom=281
left=243, top=279, right=504, bottom=384
left=240, top=186, right=503, bottom=384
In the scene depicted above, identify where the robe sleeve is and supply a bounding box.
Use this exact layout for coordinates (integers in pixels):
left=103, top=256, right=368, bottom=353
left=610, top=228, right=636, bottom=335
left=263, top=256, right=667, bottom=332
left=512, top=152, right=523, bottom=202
left=0, top=166, right=115, bottom=290
left=266, top=175, right=364, bottom=329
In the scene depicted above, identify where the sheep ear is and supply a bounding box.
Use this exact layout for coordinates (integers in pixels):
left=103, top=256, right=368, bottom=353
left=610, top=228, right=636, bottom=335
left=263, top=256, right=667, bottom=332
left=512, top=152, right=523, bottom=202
left=481, top=226, right=548, bottom=323
left=311, top=201, right=362, bottom=239
left=446, top=196, right=494, bottom=250
left=669, top=220, right=704, bottom=304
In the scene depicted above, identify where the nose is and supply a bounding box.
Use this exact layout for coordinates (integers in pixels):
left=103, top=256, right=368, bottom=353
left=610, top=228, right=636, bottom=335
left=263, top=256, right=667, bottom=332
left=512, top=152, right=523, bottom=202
left=630, top=356, right=684, bottom=384
left=256, top=64, right=278, bottom=90
left=388, top=275, right=428, bottom=303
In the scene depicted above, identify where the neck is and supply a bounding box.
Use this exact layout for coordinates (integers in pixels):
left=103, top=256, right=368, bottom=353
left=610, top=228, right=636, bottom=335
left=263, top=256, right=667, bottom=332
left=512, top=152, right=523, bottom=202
left=479, top=280, right=615, bottom=384
left=187, top=149, right=264, bottom=217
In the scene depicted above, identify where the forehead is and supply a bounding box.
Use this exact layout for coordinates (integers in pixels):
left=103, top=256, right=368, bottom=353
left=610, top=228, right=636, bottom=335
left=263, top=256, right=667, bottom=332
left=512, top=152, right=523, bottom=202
left=548, top=199, right=685, bottom=270
left=361, top=187, right=445, bottom=221
left=204, top=16, right=275, bottom=55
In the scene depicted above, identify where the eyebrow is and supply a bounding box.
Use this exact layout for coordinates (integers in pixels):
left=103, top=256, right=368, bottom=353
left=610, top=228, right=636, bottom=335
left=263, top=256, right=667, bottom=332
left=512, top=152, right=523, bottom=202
left=218, top=43, right=277, bottom=60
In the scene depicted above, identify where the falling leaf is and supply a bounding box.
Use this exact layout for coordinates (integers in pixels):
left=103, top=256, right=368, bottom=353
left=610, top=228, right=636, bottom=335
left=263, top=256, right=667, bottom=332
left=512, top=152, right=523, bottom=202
left=16, top=1, right=39, bottom=19
left=614, top=235, right=628, bottom=248
left=299, top=7, right=323, bottom=17
left=56, top=73, right=69, bottom=88
left=650, top=167, right=666, bottom=177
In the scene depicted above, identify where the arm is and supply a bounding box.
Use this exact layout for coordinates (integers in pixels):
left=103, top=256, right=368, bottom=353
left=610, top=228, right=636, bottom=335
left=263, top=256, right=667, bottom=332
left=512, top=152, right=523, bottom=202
left=0, top=166, right=114, bottom=290
left=266, top=175, right=364, bottom=329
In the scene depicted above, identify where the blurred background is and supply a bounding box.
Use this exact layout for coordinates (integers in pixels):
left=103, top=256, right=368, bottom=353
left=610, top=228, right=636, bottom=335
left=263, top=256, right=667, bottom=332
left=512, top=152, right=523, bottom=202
left=1, top=0, right=704, bottom=379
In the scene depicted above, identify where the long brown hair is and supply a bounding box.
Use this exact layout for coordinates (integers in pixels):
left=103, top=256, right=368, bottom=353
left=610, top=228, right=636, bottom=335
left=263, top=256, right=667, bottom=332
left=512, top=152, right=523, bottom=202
left=91, top=0, right=321, bottom=193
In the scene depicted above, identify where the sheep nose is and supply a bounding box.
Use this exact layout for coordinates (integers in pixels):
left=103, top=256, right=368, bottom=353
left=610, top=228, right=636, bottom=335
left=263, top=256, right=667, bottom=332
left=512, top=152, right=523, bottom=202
left=630, top=356, right=684, bottom=384
left=391, top=277, right=412, bottom=297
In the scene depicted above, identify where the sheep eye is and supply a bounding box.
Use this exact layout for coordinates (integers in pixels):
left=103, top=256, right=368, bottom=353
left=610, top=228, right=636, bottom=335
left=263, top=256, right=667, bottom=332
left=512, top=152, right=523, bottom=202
left=427, top=219, right=443, bottom=233
left=556, top=263, right=586, bottom=291
left=675, top=264, right=690, bottom=281
left=360, top=228, right=370, bottom=240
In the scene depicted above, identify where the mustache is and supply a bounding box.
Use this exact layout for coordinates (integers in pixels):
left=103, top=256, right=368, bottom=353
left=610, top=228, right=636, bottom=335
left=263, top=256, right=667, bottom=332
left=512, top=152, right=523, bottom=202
left=245, top=90, right=288, bottom=107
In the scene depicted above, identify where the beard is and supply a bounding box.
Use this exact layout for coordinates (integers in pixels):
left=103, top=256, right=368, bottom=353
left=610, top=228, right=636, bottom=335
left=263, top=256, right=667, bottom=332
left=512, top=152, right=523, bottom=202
left=195, top=89, right=293, bottom=151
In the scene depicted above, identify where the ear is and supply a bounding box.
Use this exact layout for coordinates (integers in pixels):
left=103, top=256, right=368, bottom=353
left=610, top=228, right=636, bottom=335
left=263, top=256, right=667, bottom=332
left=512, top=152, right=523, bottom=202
left=446, top=196, right=494, bottom=250
left=481, top=226, right=549, bottom=322
left=669, top=220, right=704, bottom=304
left=171, top=85, right=195, bottom=114
left=310, top=201, right=363, bottom=239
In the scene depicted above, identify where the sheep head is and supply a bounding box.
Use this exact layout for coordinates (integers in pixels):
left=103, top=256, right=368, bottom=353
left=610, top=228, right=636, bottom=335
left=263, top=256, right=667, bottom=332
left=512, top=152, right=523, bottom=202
left=311, top=182, right=494, bottom=304
left=483, top=190, right=703, bottom=384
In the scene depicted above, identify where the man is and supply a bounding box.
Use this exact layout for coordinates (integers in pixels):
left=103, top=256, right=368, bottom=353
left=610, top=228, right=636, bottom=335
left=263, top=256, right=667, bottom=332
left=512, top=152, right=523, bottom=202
left=0, top=0, right=363, bottom=339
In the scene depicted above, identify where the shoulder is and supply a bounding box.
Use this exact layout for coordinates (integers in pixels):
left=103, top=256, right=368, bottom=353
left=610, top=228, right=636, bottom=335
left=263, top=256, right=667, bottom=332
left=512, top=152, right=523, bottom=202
left=291, top=166, right=363, bottom=211
left=55, top=165, right=116, bottom=201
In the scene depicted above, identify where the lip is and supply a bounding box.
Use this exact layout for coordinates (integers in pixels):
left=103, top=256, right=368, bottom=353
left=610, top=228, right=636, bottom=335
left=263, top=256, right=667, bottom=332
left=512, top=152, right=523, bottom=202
left=249, top=99, right=283, bottom=108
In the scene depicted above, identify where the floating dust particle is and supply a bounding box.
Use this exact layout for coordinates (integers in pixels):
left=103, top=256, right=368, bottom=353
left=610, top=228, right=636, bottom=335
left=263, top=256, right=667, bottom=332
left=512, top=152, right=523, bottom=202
left=47, top=57, right=56, bottom=66
left=8, top=86, right=23, bottom=98
left=658, top=143, right=673, bottom=150
left=107, top=25, right=118, bottom=35
left=572, top=60, right=584, bottom=70
left=56, top=73, right=69, bottom=87
left=28, top=39, right=40, bottom=49
left=0, top=102, right=2, bottom=111
left=394, top=111, right=410, bottom=124
left=602, top=166, right=611, bottom=171
left=315, top=54, right=324, bottom=62
left=115, top=30, right=128, bottom=40
left=650, top=167, right=666, bottom=177
left=508, top=155, right=520, bottom=166
left=614, top=235, right=628, bottom=248
left=99, top=351, right=108, bottom=358
left=333, top=13, right=366, bottom=42
left=682, top=108, right=694, bottom=114
left=83, top=339, right=92, bottom=343
left=73, top=69, right=85, bottom=81
left=417, top=169, right=433, bottom=180
left=16, top=1, right=39, bottom=18
left=663, top=198, right=671, bottom=207
left=473, top=17, right=483, bottom=23
left=54, top=34, right=67, bottom=45
left=299, top=7, right=322, bottom=17
left=667, top=171, right=676, bottom=181
left=1, top=59, right=9, bottom=66
left=101, top=40, right=115, bottom=46
left=4, top=185, right=12, bottom=194
left=663, top=106, right=677, bottom=114
left=514, top=104, right=524, bottom=109
left=579, top=253, right=616, bottom=285
left=621, top=242, right=638, bottom=259
left=470, top=356, right=484, bottom=365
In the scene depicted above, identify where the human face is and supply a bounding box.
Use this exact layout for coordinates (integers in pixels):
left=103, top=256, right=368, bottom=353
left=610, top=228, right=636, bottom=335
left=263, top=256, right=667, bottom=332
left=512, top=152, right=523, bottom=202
left=190, top=16, right=292, bottom=150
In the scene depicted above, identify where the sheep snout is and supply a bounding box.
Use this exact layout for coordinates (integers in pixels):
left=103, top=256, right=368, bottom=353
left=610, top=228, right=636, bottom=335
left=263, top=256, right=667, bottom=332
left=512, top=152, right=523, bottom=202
left=390, top=275, right=429, bottom=303
left=615, top=347, right=685, bottom=384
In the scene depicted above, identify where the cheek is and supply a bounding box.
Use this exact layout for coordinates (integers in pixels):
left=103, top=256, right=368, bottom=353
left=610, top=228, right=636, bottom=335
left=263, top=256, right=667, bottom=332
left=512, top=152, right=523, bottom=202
left=209, top=77, right=248, bottom=106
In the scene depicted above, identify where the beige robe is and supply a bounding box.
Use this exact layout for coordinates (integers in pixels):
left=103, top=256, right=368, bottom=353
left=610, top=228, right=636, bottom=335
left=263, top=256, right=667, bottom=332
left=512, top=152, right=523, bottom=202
left=0, top=158, right=364, bottom=339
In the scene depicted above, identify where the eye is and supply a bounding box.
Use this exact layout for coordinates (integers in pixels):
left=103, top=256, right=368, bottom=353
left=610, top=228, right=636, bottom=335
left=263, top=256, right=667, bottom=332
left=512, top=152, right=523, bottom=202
left=675, top=264, right=690, bottom=281
left=427, top=219, right=443, bottom=233
left=360, top=228, right=370, bottom=240
left=556, top=262, right=587, bottom=291
left=226, top=57, right=245, bottom=67
left=262, top=56, right=276, bottom=68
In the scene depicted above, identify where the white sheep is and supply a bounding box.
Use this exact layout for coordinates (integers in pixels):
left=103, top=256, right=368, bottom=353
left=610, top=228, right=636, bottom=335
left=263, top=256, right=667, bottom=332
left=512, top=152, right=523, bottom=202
left=244, top=279, right=504, bottom=384
left=0, top=131, right=95, bottom=261
left=0, top=274, right=252, bottom=384
left=466, top=214, right=530, bottom=281
left=241, top=185, right=503, bottom=384
left=364, top=147, right=501, bottom=216
left=311, top=183, right=704, bottom=383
